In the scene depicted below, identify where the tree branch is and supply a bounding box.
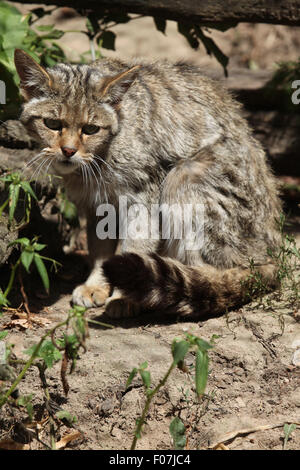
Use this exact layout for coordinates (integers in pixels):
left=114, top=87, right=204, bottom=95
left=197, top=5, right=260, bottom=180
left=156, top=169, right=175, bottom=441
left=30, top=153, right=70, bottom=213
left=11, top=0, right=300, bottom=26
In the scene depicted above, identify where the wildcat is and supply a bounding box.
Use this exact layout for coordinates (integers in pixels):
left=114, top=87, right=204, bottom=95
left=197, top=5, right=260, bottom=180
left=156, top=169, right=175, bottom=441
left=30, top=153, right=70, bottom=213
left=14, top=48, right=281, bottom=319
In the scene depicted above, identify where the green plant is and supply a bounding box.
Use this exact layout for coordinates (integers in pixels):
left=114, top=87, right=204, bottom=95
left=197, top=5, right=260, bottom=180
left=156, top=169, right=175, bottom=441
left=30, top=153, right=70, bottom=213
left=283, top=423, right=297, bottom=450
left=0, top=171, right=38, bottom=227
left=242, top=214, right=300, bottom=317
left=126, top=333, right=213, bottom=450
left=176, top=23, right=230, bottom=75
left=6, top=236, right=61, bottom=298
left=0, top=1, right=66, bottom=120
left=242, top=257, right=272, bottom=306
left=268, top=215, right=300, bottom=304
left=0, top=305, right=112, bottom=449
left=169, top=416, right=186, bottom=450
left=57, top=187, right=79, bottom=227
left=0, top=172, right=62, bottom=312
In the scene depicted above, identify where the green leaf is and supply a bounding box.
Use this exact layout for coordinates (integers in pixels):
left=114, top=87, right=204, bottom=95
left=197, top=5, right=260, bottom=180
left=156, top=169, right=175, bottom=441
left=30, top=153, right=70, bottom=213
left=32, top=242, right=46, bottom=252
left=195, top=349, right=209, bottom=397
left=0, top=2, right=66, bottom=120
left=8, top=182, right=20, bottom=222
left=72, top=305, right=87, bottom=315
left=59, top=194, right=78, bottom=222
left=195, top=26, right=229, bottom=76
left=126, top=367, right=138, bottom=388
left=34, top=254, right=49, bottom=293
left=0, top=2, right=29, bottom=93
left=140, top=369, right=151, bottom=389
left=25, top=340, right=61, bottom=368
left=172, top=340, right=190, bottom=365
left=99, top=30, right=116, bottom=50
left=39, top=29, right=65, bottom=40
left=154, top=17, right=166, bottom=34
left=177, top=23, right=199, bottom=49
left=0, top=330, right=8, bottom=340
left=21, top=250, right=34, bottom=272
left=139, top=361, right=148, bottom=370
left=86, top=17, right=96, bottom=35
left=290, top=245, right=300, bottom=259
left=283, top=423, right=297, bottom=450
left=0, top=289, right=9, bottom=307
left=17, top=394, right=34, bottom=421
left=36, top=24, right=54, bottom=32
left=194, top=337, right=213, bottom=352
left=169, top=417, right=186, bottom=450
left=55, top=410, right=77, bottom=425
left=20, top=181, right=38, bottom=201
left=8, top=237, right=30, bottom=248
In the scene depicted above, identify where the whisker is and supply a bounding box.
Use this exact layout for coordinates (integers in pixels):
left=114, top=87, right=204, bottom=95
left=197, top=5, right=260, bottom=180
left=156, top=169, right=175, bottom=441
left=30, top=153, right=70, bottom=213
left=93, top=154, right=114, bottom=174
left=91, top=160, right=108, bottom=205
left=31, top=157, right=51, bottom=191
left=88, top=160, right=101, bottom=192
left=24, top=153, right=46, bottom=170
left=44, top=158, right=54, bottom=177
left=81, top=162, right=89, bottom=194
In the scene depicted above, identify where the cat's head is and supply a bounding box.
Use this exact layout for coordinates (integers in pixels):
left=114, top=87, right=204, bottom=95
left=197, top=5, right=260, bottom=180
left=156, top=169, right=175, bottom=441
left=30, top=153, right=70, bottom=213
left=14, top=49, right=139, bottom=176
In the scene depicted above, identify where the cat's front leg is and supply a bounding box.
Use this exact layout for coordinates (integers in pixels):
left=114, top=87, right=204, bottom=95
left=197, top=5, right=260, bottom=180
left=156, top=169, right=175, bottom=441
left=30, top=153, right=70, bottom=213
left=104, top=238, right=158, bottom=318
left=72, top=215, right=118, bottom=308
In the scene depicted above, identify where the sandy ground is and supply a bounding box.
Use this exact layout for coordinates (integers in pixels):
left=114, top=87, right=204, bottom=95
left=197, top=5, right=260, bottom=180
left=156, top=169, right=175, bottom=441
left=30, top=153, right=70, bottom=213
left=0, top=5, right=300, bottom=450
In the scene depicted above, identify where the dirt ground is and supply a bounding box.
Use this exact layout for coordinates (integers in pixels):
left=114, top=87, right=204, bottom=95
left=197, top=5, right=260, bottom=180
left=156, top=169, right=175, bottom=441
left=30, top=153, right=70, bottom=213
left=0, top=5, right=300, bottom=451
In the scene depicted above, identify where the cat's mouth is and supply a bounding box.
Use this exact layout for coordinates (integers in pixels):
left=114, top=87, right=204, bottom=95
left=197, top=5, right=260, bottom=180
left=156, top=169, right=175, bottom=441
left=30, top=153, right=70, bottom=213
left=53, top=157, right=80, bottom=175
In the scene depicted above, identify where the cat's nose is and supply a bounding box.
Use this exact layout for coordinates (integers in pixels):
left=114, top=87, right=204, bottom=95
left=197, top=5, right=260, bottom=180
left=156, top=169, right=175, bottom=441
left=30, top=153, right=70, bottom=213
left=61, top=147, right=77, bottom=158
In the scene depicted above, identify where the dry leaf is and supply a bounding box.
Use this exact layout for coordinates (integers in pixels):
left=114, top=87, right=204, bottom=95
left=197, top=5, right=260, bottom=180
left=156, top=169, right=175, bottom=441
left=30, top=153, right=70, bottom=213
left=0, top=437, right=30, bottom=450
left=3, top=311, right=52, bottom=330
left=27, top=416, right=49, bottom=431
left=55, top=431, right=81, bottom=450
left=3, top=319, right=31, bottom=330
left=209, top=421, right=300, bottom=449
left=215, top=443, right=229, bottom=450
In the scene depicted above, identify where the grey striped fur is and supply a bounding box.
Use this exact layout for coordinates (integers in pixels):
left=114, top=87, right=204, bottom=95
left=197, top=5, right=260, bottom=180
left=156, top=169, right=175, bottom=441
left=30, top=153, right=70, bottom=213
left=14, top=49, right=281, bottom=318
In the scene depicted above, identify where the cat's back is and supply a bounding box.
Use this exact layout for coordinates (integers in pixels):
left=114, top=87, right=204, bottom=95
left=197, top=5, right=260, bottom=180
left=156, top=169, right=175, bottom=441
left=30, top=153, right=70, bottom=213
left=93, top=57, right=236, bottom=112
left=93, top=57, right=247, bottom=156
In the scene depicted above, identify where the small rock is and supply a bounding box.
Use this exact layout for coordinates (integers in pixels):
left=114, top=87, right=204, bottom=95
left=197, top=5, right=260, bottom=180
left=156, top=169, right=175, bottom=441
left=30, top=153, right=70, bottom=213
left=100, top=399, right=115, bottom=416
left=111, top=427, right=122, bottom=439
left=291, top=339, right=300, bottom=349
left=292, top=349, right=300, bottom=367
left=236, top=397, right=246, bottom=408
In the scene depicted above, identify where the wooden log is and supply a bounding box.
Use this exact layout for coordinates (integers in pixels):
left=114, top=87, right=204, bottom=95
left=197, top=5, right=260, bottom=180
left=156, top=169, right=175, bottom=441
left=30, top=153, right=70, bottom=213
left=10, top=0, right=300, bottom=26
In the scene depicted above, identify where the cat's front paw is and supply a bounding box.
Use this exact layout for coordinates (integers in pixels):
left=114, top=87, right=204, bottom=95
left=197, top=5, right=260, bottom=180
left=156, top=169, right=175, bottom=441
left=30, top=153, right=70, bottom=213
left=72, top=284, right=110, bottom=308
left=105, top=296, right=140, bottom=318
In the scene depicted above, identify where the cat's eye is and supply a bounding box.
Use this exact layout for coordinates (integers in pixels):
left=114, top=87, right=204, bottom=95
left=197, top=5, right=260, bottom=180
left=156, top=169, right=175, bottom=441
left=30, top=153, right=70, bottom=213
left=44, top=118, right=62, bottom=131
left=82, top=124, right=100, bottom=135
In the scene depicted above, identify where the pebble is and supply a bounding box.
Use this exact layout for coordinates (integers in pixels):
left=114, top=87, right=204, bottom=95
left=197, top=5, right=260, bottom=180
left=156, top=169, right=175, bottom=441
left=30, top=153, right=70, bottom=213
left=236, top=397, right=246, bottom=408
left=292, top=349, right=300, bottom=367
left=291, top=339, right=300, bottom=349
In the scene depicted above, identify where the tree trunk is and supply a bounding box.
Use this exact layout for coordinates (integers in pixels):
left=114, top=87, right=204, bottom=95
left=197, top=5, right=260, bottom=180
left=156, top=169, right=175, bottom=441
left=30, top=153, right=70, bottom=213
left=10, top=0, right=300, bottom=26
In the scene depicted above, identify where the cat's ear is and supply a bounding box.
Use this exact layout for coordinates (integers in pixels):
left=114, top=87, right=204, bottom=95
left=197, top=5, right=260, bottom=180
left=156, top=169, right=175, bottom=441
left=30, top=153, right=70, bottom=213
left=100, top=65, right=140, bottom=106
left=14, top=49, right=52, bottom=101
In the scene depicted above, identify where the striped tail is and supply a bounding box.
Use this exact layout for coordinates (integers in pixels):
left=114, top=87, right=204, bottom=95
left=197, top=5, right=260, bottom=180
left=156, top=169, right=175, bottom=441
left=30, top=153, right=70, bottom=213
left=102, top=252, right=278, bottom=318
